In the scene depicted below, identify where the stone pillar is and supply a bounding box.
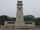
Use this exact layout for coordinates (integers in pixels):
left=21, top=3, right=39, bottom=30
left=32, top=21, right=35, bottom=27
left=4, top=21, right=7, bottom=26
left=15, top=0, right=24, bottom=30
left=32, top=21, right=35, bottom=30
left=15, top=0, right=24, bottom=26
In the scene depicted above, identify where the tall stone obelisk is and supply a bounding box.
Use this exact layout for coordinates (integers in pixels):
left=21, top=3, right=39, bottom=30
left=15, top=0, right=24, bottom=27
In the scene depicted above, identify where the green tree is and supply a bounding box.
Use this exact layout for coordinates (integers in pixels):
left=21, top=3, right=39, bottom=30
left=24, top=15, right=35, bottom=21
left=10, top=17, right=16, bottom=21
left=35, top=17, right=40, bottom=26
left=0, top=15, right=10, bottom=21
left=35, top=17, right=40, bottom=21
left=0, top=15, right=16, bottom=25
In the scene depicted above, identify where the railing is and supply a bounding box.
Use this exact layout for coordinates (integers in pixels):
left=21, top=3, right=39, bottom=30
left=4, top=21, right=32, bottom=24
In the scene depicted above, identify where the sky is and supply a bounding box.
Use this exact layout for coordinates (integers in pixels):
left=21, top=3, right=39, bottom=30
left=0, top=0, right=40, bottom=18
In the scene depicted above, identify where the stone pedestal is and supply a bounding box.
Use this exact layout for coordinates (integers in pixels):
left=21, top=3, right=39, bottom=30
left=32, top=21, right=35, bottom=27
left=4, top=21, right=7, bottom=26
left=32, top=21, right=35, bottom=30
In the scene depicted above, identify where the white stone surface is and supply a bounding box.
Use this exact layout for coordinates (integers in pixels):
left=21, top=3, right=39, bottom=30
left=15, top=0, right=24, bottom=26
left=32, top=21, right=35, bottom=27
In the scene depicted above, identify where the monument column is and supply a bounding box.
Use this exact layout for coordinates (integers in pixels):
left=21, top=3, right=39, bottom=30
left=15, top=0, right=24, bottom=27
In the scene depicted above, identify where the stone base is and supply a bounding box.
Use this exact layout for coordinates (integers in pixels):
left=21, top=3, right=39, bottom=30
left=15, top=21, right=24, bottom=26
left=0, top=29, right=40, bottom=30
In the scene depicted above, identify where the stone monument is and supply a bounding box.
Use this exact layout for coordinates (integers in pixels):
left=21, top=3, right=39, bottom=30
left=15, top=0, right=24, bottom=28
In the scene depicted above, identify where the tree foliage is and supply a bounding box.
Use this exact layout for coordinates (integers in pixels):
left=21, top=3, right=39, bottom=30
left=0, top=15, right=16, bottom=25
left=24, top=15, right=35, bottom=21
left=35, top=17, right=40, bottom=26
left=0, top=15, right=10, bottom=21
left=0, top=15, right=40, bottom=26
left=0, top=15, right=16, bottom=21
